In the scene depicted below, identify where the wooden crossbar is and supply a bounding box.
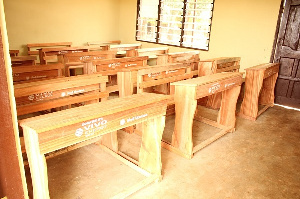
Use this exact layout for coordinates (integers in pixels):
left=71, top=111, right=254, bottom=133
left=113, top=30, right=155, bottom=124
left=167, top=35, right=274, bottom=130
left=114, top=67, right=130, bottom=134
left=20, top=93, right=170, bottom=198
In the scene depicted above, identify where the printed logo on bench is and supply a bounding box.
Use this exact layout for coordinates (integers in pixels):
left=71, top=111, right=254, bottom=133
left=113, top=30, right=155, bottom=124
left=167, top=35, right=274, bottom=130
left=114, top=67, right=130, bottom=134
left=61, top=89, right=85, bottom=97
left=225, top=82, right=235, bottom=88
left=75, top=117, right=108, bottom=137
left=209, top=83, right=220, bottom=94
left=28, top=91, right=53, bottom=101
left=120, top=114, right=148, bottom=126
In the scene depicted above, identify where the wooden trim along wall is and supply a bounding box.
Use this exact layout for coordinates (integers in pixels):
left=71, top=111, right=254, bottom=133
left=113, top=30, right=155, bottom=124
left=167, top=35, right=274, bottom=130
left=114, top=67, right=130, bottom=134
left=0, top=0, right=28, bottom=198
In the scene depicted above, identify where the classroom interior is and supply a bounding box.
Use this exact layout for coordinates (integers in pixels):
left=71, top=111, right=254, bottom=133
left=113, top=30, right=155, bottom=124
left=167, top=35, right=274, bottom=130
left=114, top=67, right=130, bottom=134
left=0, top=0, right=299, bottom=198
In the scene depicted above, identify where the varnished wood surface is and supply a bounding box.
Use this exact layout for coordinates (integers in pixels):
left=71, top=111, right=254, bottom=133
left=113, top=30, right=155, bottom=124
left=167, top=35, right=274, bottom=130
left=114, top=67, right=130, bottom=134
left=20, top=93, right=171, bottom=133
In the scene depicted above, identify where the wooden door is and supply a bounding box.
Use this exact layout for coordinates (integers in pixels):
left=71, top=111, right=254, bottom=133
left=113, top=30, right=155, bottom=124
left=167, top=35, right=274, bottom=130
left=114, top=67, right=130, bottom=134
left=273, top=0, right=300, bottom=108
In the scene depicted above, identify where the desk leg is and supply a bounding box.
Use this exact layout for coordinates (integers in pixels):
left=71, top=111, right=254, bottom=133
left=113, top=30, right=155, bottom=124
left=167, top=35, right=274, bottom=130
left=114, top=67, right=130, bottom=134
left=23, top=127, right=50, bottom=199
left=259, top=73, right=278, bottom=105
left=139, top=115, right=165, bottom=175
left=218, top=86, right=241, bottom=129
left=172, top=88, right=197, bottom=158
left=239, top=70, right=264, bottom=120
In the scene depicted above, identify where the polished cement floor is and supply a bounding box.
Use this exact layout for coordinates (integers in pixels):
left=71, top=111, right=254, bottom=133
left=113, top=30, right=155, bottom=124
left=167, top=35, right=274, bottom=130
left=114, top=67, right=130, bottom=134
left=25, top=105, right=300, bottom=198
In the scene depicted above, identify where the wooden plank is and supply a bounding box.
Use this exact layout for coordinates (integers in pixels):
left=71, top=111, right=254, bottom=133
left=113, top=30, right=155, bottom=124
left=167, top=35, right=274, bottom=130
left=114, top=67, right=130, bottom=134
left=23, top=126, right=50, bottom=199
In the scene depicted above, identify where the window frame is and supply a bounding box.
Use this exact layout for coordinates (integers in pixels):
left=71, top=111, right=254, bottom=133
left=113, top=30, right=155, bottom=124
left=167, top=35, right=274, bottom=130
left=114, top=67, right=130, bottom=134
left=135, top=0, right=215, bottom=51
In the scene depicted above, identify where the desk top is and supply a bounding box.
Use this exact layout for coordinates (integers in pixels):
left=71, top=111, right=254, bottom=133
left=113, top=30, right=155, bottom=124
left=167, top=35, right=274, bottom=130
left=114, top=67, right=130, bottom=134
left=171, top=72, right=242, bottom=87
left=245, top=63, right=279, bottom=71
left=20, top=93, right=171, bottom=133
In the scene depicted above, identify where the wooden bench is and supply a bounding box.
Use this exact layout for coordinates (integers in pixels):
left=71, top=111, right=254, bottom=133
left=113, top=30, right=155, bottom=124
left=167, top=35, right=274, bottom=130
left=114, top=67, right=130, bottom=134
left=14, top=74, right=108, bottom=116
left=27, top=42, right=72, bottom=56
left=239, top=63, right=279, bottom=121
left=11, top=56, right=37, bottom=66
left=20, top=93, right=170, bottom=198
left=12, top=63, right=65, bottom=83
left=38, top=46, right=91, bottom=64
left=198, top=57, right=241, bottom=109
left=157, top=51, right=200, bottom=76
left=92, top=56, right=148, bottom=93
left=166, top=72, right=243, bottom=159
left=63, top=51, right=117, bottom=76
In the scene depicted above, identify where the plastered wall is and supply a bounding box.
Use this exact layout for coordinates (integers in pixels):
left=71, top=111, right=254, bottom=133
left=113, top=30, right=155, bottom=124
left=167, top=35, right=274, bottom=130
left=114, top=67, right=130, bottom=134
left=4, top=0, right=120, bottom=55
left=119, top=0, right=282, bottom=71
left=4, top=0, right=282, bottom=71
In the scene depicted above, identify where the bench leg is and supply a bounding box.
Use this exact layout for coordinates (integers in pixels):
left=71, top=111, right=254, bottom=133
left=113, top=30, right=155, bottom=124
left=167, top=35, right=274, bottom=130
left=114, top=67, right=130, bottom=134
left=23, top=127, right=50, bottom=199
left=139, top=115, right=165, bottom=175
left=101, top=131, right=118, bottom=152
left=218, top=86, right=241, bottom=129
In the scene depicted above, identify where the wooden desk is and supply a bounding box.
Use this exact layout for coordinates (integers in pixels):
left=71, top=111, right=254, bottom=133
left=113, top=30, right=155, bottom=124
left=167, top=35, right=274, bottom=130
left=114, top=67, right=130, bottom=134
left=169, top=72, right=243, bottom=159
left=198, top=57, right=241, bottom=109
left=239, top=63, right=279, bottom=121
left=20, top=93, right=170, bottom=198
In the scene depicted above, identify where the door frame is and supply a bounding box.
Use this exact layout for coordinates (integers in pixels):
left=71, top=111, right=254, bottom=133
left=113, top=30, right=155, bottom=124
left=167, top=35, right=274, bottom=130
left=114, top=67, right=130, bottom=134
left=0, top=0, right=28, bottom=198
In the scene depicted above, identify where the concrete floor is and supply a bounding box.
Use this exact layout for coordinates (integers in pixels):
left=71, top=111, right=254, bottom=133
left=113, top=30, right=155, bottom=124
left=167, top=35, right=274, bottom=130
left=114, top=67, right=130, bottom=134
left=25, top=105, right=300, bottom=198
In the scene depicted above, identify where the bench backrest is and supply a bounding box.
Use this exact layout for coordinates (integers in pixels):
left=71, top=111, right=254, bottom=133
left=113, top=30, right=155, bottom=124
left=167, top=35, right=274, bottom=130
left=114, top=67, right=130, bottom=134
left=137, top=63, right=193, bottom=95
left=39, top=46, right=90, bottom=64
left=92, top=56, right=148, bottom=93
left=198, top=57, right=241, bottom=76
left=64, top=51, right=118, bottom=76
left=12, top=63, right=65, bottom=83
left=64, top=51, right=117, bottom=63
left=11, top=56, right=37, bottom=66
left=27, top=42, right=72, bottom=56
left=157, top=51, right=200, bottom=76
left=14, top=74, right=108, bottom=116
left=126, top=47, right=169, bottom=58
left=117, top=63, right=191, bottom=97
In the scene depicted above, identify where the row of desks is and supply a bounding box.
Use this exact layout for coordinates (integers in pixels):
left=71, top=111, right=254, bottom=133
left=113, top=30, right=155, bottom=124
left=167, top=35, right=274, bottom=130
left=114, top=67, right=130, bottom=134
left=20, top=71, right=244, bottom=198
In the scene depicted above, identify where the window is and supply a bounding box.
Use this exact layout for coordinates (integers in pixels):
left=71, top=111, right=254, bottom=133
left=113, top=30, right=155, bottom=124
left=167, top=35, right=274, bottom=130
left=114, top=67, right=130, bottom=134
left=136, top=0, right=214, bottom=50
